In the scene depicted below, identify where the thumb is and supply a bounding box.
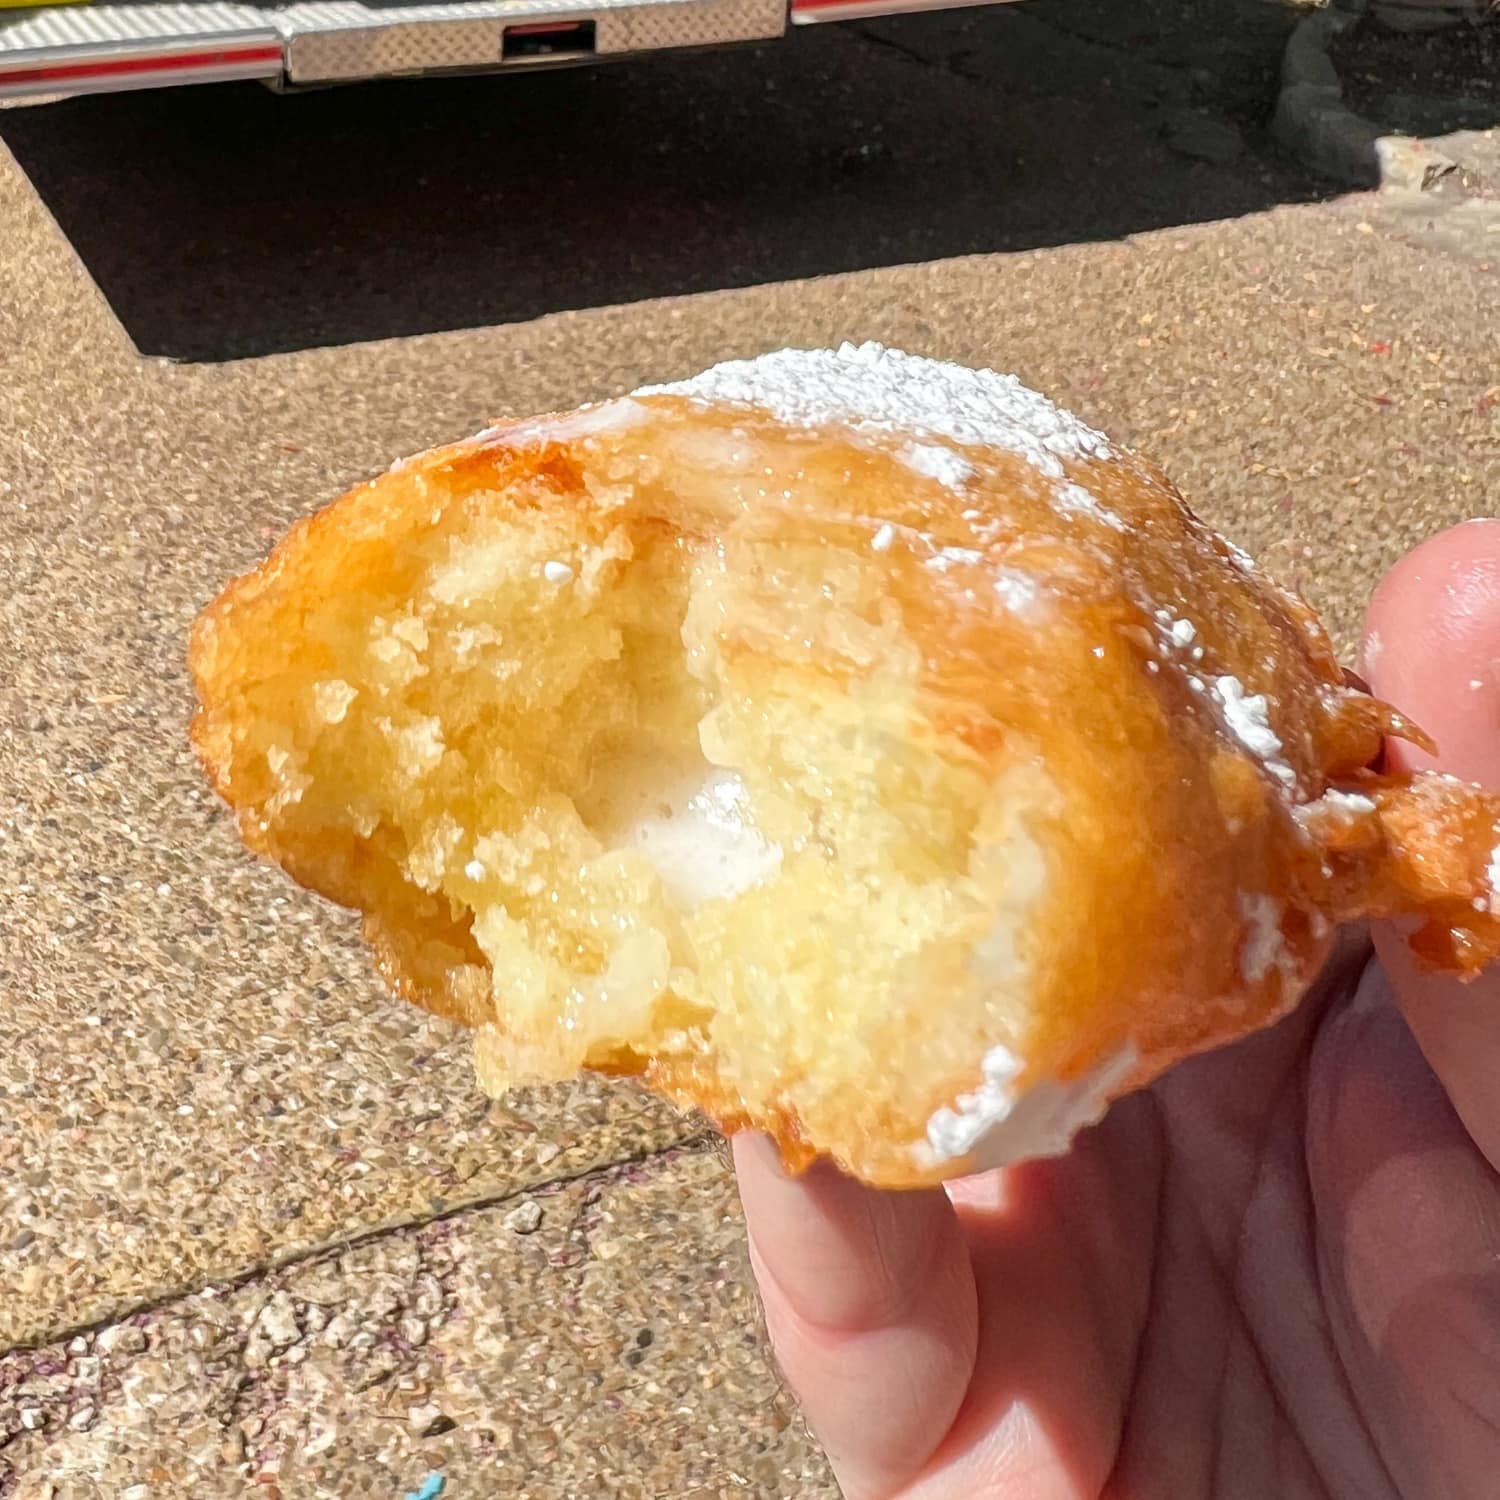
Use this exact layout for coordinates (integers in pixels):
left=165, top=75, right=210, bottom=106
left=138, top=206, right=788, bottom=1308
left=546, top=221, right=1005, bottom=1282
left=731, top=1133, right=977, bottom=1500
left=1364, top=519, right=1500, bottom=1168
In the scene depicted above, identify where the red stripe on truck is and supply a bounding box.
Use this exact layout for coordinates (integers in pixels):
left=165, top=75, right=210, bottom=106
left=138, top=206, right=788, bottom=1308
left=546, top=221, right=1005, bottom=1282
left=502, top=20, right=587, bottom=35
left=0, top=43, right=282, bottom=86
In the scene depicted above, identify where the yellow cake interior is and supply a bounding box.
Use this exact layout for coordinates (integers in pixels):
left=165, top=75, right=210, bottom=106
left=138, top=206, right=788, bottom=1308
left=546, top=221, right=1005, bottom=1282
left=203, top=417, right=1053, bottom=1160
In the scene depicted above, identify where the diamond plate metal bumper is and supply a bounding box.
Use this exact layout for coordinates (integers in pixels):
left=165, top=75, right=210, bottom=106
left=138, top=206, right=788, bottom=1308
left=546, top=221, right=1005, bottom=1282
left=280, top=0, right=785, bottom=83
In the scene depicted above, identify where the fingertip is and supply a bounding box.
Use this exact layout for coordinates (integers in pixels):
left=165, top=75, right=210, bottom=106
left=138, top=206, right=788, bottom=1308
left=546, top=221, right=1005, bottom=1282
left=731, top=1133, right=962, bottom=1334
left=729, top=1128, right=787, bottom=1180
left=1363, top=519, right=1500, bottom=783
left=730, top=1132, right=858, bottom=1215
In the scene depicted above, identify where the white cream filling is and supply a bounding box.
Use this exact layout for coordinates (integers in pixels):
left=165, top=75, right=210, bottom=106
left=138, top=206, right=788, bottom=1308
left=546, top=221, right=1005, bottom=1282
left=614, top=768, right=783, bottom=911
left=913, top=765, right=1132, bottom=1175
left=917, top=1042, right=1139, bottom=1173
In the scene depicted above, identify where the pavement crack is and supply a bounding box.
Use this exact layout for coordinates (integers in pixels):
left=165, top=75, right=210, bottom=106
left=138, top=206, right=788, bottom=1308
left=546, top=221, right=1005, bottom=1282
left=0, top=1129, right=718, bottom=1360
left=843, top=23, right=984, bottom=83
left=1010, top=10, right=1166, bottom=62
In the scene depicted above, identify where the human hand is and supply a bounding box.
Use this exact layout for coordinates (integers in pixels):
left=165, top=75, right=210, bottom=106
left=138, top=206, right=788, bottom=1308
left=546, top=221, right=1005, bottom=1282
left=735, top=520, right=1500, bottom=1500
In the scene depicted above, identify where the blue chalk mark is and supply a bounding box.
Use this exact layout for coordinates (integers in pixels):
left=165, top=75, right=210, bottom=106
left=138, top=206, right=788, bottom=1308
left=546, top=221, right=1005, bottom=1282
left=404, top=1474, right=445, bottom=1500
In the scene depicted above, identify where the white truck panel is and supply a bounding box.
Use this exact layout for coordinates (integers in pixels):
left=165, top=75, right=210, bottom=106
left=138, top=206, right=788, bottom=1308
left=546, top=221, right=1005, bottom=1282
left=0, top=0, right=1019, bottom=100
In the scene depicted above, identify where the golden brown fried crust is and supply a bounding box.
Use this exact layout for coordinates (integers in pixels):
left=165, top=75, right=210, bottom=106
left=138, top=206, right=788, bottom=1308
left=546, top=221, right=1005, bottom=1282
left=190, top=387, right=1500, bottom=1186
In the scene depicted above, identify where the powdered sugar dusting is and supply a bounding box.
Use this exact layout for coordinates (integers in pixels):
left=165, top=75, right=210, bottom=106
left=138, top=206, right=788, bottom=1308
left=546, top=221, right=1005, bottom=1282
left=1212, top=676, right=1297, bottom=788
left=1215, top=677, right=1281, bottom=759
left=925, top=546, right=984, bottom=572
left=1222, top=537, right=1261, bottom=577
left=1057, top=481, right=1125, bottom=530
left=637, top=343, right=1112, bottom=480
left=500, top=399, right=647, bottom=448
left=902, top=442, right=975, bottom=489
left=1238, top=893, right=1287, bottom=984
left=1295, top=787, right=1378, bottom=844
left=1298, top=788, right=1377, bottom=824
left=993, top=568, right=1043, bottom=617
left=1487, top=836, right=1500, bottom=914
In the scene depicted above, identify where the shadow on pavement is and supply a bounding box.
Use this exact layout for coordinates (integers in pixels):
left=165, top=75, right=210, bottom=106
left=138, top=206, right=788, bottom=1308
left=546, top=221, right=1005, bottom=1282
left=2, top=0, right=1331, bottom=361
left=1331, top=10, right=1500, bottom=138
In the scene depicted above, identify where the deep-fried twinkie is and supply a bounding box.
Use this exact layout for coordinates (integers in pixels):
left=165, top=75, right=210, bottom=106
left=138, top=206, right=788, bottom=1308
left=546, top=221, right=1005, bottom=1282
left=190, top=344, right=1500, bottom=1187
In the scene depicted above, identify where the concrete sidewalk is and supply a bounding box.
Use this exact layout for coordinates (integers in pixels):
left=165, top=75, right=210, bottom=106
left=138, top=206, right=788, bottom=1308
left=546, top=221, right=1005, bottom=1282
left=3, top=17, right=1498, bottom=1496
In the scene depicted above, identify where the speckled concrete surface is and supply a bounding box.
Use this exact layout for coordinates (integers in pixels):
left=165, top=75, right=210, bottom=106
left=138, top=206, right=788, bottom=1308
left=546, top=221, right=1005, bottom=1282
left=3, top=25, right=1499, bottom=1497
left=0, top=152, right=708, bottom=1356
left=0, top=1146, right=833, bottom=1499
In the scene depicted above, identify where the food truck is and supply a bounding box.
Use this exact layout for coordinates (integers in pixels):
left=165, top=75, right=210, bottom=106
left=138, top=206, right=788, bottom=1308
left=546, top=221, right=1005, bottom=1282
left=0, top=0, right=1012, bottom=100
